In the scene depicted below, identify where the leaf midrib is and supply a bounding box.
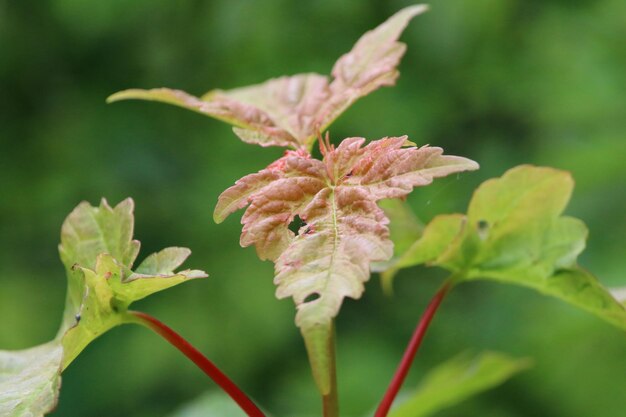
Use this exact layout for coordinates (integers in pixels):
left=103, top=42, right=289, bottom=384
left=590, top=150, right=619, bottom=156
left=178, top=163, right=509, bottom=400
left=320, top=187, right=340, bottom=305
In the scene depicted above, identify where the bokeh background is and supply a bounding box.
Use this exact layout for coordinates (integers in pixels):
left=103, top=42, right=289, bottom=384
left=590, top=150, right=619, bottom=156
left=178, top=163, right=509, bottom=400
left=1, top=0, right=625, bottom=416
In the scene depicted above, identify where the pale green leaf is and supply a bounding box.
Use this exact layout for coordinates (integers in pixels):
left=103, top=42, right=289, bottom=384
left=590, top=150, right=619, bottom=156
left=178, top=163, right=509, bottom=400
left=58, top=200, right=208, bottom=367
left=388, top=352, right=531, bottom=417
left=0, top=342, right=63, bottom=417
left=59, top=198, right=139, bottom=271
left=134, top=247, right=192, bottom=275
left=380, top=213, right=465, bottom=292
left=168, top=391, right=250, bottom=417
left=537, top=269, right=626, bottom=331
left=380, top=165, right=626, bottom=330
left=437, top=165, right=584, bottom=275
left=1, top=199, right=207, bottom=416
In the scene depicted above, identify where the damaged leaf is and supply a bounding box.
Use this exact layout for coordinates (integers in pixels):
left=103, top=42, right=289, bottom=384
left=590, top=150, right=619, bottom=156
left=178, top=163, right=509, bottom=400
left=215, top=135, right=477, bottom=392
left=380, top=165, right=626, bottom=331
left=0, top=199, right=207, bottom=417
left=107, top=5, right=429, bottom=151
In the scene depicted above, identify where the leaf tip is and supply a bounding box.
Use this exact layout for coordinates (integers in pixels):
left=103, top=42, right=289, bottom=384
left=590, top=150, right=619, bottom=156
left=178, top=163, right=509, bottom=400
left=106, top=89, right=143, bottom=104
left=213, top=210, right=225, bottom=224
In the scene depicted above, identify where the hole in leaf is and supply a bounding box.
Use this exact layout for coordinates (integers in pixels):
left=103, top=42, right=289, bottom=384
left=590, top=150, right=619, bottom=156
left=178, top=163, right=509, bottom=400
left=288, top=215, right=307, bottom=235
left=303, top=292, right=320, bottom=303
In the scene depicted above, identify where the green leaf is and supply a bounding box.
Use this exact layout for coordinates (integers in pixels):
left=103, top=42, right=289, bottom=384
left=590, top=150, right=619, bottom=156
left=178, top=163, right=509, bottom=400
left=388, top=351, right=531, bottom=417
left=168, top=391, right=250, bottom=417
left=59, top=198, right=139, bottom=271
left=381, top=165, right=626, bottom=330
left=379, top=213, right=464, bottom=291
left=0, top=342, right=63, bottom=417
left=540, top=269, right=626, bottom=330
left=436, top=165, right=585, bottom=277
left=0, top=199, right=207, bottom=416
left=58, top=199, right=208, bottom=367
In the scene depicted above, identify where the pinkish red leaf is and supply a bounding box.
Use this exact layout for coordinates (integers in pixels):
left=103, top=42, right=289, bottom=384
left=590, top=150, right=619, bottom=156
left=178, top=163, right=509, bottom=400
left=216, top=137, right=478, bottom=331
left=107, top=6, right=429, bottom=151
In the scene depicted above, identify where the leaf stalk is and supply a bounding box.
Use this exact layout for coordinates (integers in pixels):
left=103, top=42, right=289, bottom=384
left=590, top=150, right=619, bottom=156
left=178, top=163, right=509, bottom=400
left=374, top=279, right=453, bottom=417
left=322, top=321, right=339, bottom=417
left=127, top=310, right=266, bottom=417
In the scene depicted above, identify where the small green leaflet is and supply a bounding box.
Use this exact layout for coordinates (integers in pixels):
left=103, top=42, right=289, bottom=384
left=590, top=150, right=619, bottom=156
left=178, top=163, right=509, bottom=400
left=107, top=5, right=429, bottom=151
left=0, top=199, right=206, bottom=416
left=387, top=351, right=531, bottom=417
left=382, top=165, right=626, bottom=331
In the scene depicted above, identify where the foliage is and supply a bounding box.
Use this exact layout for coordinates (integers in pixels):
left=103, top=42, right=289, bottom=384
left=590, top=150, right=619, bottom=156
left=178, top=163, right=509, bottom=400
left=381, top=165, right=626, bottom=331
left=0, top=199, right=206, bottom=416
left=107, top=5, right=428, bottom=151
left=388, top=351, right=531, bottom=417
left=215, top=135, right=476, bottom=393
left=0, top=342, right=62, bottom=417
left=1, top=1, right=625, bottom=416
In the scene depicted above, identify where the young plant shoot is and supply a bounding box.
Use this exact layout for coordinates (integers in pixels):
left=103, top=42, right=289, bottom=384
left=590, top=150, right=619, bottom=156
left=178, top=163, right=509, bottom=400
left=2, top=4, right=624, bottom=417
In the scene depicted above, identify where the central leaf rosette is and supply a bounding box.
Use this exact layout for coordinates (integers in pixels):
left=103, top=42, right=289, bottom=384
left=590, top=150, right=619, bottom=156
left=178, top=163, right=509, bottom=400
left=215, top=137, right=478, bottom=330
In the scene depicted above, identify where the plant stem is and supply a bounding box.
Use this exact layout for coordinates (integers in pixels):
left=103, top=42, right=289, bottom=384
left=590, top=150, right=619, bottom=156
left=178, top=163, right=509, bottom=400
left=322, top=321, right=339, bottom=417
left=374, top=280, right=453, bottom=417
left=128, top=310, right=266, bottom=417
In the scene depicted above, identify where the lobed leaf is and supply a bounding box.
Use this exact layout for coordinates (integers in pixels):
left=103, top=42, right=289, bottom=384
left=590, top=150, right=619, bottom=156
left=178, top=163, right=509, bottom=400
left=216, top=136, right=477, bottom=392
left=321, top=5, right=428, bottom=134
left=388, top=351, right=531, bottom=417
left=58, top=199, right=208, bottom=367
left=59, top=198, right=139, bottom=271
left=0, top=199, right=207, bottom=416
left=380, top=165, right=626, bottom=331
left=107, top=5, right=429, bottom=151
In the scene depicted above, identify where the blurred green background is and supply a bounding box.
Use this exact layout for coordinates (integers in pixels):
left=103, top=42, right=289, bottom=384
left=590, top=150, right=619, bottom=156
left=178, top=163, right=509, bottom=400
left=1, top=0, right=625, bottom=416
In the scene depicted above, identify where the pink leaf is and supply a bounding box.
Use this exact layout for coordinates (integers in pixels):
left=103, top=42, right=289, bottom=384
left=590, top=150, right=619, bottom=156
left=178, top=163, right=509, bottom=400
left=107, top=6, right=429, bottom=150
left=216, top=136, right=478, bottom=330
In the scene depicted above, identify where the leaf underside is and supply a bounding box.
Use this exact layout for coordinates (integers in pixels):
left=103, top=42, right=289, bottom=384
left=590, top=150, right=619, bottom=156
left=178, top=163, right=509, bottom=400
left=0, top=342, right=63, bottom=417
left=107, top=5, right=429, bottom=151
left=0, top=199, right=207, bottom=417
left=216, top=136, right=478, bottom=392
left=382, top=165, right=626, bottom=331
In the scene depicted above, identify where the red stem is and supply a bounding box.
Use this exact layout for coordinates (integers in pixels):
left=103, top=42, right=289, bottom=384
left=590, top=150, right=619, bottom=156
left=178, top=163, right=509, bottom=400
left=129, top=311, right=266, bottom=417
left=374, top=281, right=452, bottom=417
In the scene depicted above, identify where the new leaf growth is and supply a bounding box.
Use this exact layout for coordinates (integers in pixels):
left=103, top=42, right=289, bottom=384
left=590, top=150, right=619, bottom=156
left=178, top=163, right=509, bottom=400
left=215, top=136, right=478, bottom=392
